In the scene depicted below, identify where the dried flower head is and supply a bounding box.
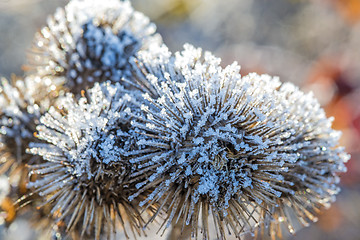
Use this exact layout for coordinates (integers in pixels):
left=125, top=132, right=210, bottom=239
left=0, top=76, right=45, bottom=190
left=128, top=44, right=349, bottom=239
left=28, top=82, right=149, bottom=239
left=0, top=75, right=59, bottom=225
left=27, top=0, right=162, bottom=94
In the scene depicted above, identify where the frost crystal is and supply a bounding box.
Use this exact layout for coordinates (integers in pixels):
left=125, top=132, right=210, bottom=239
left=27, top=82, right=146, bottom=239
left=27, top=0, right=162, bottom=94
left=128, top=44, right=349, bottom=239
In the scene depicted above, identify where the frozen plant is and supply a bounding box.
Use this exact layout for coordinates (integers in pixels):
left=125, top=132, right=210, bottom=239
left=0, top=0, right=350, bottom=239
left=27, top=82, right=150, bottom=239
left=0, top=77, right=40, bottom=185
left=0, top=76, right=55, bottom=192
left=128, top=44, right=349, bottom=239
left=0, top=74, right=63, bottom=227
left=26, top=0, right=162, bottom=94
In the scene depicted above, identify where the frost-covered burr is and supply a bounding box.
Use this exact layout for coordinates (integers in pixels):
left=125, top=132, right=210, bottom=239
left=26, top=0, right=162, bottom=94
left=0, top=76, right=55, bottom=189
left=128, top=44, right=349, bottom=239
left=27, top=82, right=149, bottom=239
left=0, top=75, right=60, bottom=225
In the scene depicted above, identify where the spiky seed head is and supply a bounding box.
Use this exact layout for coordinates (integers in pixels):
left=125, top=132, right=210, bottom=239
left=129, top=44, right=349, bottom=239
left=0, top=75, right=58, bottom=226
left=0, top=76, right=45, bottom=188
left=26, top=0, right=162, bottom=95
left=28, top=81, right=149, bottom=239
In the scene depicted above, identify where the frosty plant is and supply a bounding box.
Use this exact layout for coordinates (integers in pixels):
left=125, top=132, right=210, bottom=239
left=0, top=77, right=41, bottom=186
left=27, top=0, right=162, bottom=94
left=0, top=75, right=61, bottom=224
left=128, top=44, right=349, bottom=239
left=0, top=0, right=349, bottom=239
left=28, top=82, right=149, bottom=239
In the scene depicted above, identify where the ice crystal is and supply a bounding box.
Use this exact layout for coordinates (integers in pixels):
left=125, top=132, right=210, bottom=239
left=128, top=44, right=349, bottom=239
left=27, top=0, right=162, bottom=94
left=27, top=82, right=148, bottom=239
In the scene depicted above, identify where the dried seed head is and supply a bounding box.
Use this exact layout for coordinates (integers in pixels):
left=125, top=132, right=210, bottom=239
left=0, top=76, right=44, bottom=188
left=129, top=44, right=349, bottom=239
left=0, top=75, right=58, bottom=225
left=27, top=0, right=162, bottom=94
left=28, top=82, right=148, bottom=239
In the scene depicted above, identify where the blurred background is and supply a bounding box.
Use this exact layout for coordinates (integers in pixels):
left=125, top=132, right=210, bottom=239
left=0, top=0, right=360, bottom=239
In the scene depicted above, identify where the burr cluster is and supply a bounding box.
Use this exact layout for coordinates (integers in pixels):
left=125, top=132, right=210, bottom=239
left=0, top=0, right=349, bottom=239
